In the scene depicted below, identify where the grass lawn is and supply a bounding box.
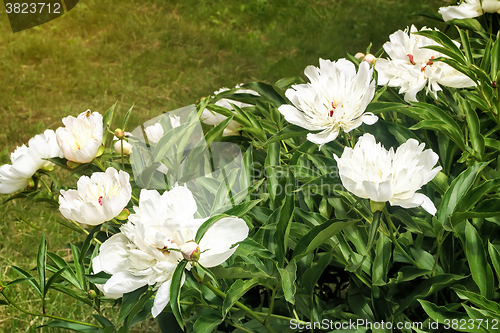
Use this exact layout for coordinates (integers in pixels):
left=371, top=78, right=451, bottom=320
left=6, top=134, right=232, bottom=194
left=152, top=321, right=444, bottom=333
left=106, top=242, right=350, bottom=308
left=0, top=0, right=445, bottom=331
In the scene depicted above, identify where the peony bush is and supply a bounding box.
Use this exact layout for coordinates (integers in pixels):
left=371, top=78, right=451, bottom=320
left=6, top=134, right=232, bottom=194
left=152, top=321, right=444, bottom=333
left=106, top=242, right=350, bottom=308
left=2, top=1, right=500, bottom=332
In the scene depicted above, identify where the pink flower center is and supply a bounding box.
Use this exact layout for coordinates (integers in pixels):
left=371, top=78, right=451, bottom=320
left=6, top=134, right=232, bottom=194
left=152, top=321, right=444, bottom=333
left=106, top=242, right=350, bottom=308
left=407, top=54, right=415, bottom=65
left=98, top=196, right=103, bottom=206
left=329, top=102, right=336, bottom=117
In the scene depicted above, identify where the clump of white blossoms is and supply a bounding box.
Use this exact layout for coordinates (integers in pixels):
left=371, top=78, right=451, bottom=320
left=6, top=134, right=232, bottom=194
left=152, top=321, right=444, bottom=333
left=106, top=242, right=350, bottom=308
left=375, top=25, right=476, bottom=102
left=278, top=58, right=377, bottom=147
left=334, top=133, right=442, bottom=215
left=56, top=110, right=103, bottom=163
left=92, top=185, right=249, bottom=317
left=439, top=0, right=500, bottom=21
left=201, top=84, right=259, bottom=136
left=0, top=129, right=63, bottom=194
left=59, top=167, right=132, bottom=225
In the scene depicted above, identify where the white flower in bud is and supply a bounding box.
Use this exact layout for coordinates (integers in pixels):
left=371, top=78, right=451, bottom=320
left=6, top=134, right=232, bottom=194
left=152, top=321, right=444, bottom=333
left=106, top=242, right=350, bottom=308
left=363, top=54, right=376, bottom=64
left=355, top=52, right=365, bottom=60
left=180, top=241, right=201, bottom=261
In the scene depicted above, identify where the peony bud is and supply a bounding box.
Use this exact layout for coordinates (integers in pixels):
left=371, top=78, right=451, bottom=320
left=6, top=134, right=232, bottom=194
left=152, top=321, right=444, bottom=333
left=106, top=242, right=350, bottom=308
left=180, top=241, right=201, bottom=261
left=115, top=208, right=130, bottom=220
left=363, top=53, right=376, bottom=64
left=355, top=52, right=365, bottom=60
left=114, top=140, right=132, bottom=155
left=88, top=290, right=97, bottom=299
left=114, top=128, right=125, bottom=139
left=27, top=178, right=35, bottom=190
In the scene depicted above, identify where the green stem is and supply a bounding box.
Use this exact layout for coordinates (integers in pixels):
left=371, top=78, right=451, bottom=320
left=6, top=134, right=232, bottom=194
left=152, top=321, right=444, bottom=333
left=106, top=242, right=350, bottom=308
left=93, top=160, right=106, bottom=172
left=192, top=270, right=277, bottom=333
left=265, top=285, right=277, bottom=325
left=120, top=139, right=125, bottom=171
left=38, top=177, right=52, bottom=193
left=1, top=291, right=101, bottom=328
left=431, top=231, right=449, bottom=277
left=383, top=207, right=421, bottom=268
left=178, top=300, right=305, bottom=324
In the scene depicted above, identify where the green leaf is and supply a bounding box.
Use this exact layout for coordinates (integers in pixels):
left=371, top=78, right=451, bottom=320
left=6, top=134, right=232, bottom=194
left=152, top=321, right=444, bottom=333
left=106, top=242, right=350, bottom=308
left=275, top=76, right=305, bottom=90
left=415, top=30, right=466, bottom=64
left=102, top=102, right=117, bottom=144
left=465, top=107, right=485, bottom=158
left=125, top=290, right=155, bottom=329
left=193, top=313, right=223, bottom=333
left=47, top=252, right=82, bottom=289
left=45, top=267, right=68, bottom=298
left=85, top=271, right=112, bottom=285
left=122, top=104, right=134, bottom=130
left=170, top=260, right=187, bottom=329
left=118, top=285, right=148, bottom=324
left=71, top=244, right=86, bottom=291
left=79, top=225, right=101, bottom=266
left=396, top=274, right=465, bottom=315
left=274, top=172, right=295, bottom=267
left=194, top=214, right=229, bottom=244
left=222, top=278, right=263, bottom=318
left=233, top=238, right=274, bottom=259
left=465, top=221, right=494, bottom=298
left=456, top=178, right=500, bottom=213
left=204, top=115, right=235, bottom=144
left=11, top=267, right=41, bottom=297
left=419, top=300, right=480, bottom=332
left=292, top=220, right=357, bottom=261
left=92, top=314, right=114, bottom=328
left=242, top=82, right=286, bottom=107
left=41, top=320, right=101, bottom=333
left=488, top=241, right=500, bottom=286
left=491, top=31, right=500, bottom=80
left=372, top=233, right=392, bottom=286
left=458, top=27, right=473, bottom=63
left=277, top=260, right=297, bottom=304
left=37, top=234, right=47, bottom=300
left=302, top=252, right=332, bottom=295
left=438, top=162, right=489, bottom=226
left=453, top=287, right=500, bottom=315
left=264, top=141, right=281, bottom=205
left=264, top=125, right=309, bottom=146
left=447, top=18, right=486, bottom=34
left=210, top=263, right=273, bottom=280
left=6, top=277, right=36, bottom=287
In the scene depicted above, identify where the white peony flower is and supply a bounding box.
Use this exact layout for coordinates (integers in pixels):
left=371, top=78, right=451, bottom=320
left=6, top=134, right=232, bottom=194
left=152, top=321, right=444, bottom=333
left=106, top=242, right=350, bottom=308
left=59, top=167, right=132, bottom=225
left=375, top=25, right=476, bottom=102
left=334, top=133, right=442, bottom=215
left=439, top=0, right=500, bottom=21
left=92, top=185, right=249, bottom=317
left=201, top=85, right=259, bottom=136
left=0, top=130, right=63, bottom=194
left=56, top=110, right=103, bottom=163
left=278, top=58, right=377, bottom=147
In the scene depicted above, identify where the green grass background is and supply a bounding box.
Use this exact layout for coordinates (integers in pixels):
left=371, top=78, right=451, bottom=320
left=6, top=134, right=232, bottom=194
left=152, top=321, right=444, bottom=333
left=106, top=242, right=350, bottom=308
left=0, top=0, right=445, bottom=331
